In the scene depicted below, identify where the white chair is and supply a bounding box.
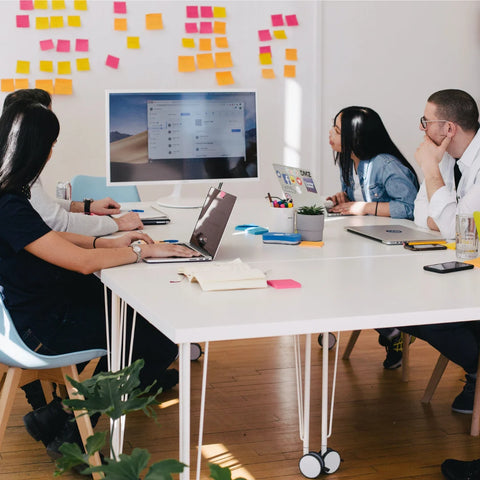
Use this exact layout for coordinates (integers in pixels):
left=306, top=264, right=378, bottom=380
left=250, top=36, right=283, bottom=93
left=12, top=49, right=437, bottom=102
left=0, top=294, right=107, bottom=474
left=70, top=175, right=140, bottom=202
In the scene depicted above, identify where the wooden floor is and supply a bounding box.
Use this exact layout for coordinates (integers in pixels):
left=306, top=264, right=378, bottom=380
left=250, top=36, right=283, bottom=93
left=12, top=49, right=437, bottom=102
left=1, top=330, right=479, bottom=479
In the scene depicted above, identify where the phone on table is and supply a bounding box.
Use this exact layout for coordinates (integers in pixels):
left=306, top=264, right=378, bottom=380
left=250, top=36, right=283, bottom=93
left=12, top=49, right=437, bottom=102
left=404, top=242, right=447, bottom=251
left=423, top=261, right=474, bottom=274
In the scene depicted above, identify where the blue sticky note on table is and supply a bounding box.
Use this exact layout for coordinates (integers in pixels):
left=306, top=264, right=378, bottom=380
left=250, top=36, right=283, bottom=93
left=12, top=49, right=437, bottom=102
left=245, top=226, right=269, bottom=235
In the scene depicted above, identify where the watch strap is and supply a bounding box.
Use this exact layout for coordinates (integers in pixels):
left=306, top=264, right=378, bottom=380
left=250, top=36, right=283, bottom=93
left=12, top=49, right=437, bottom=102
left=84, top=198, right=93, bottom=215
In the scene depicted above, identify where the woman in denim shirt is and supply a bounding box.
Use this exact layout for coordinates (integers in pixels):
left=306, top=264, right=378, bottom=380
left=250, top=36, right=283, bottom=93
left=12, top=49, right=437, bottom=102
left=327, top=106, right=419, bottom=219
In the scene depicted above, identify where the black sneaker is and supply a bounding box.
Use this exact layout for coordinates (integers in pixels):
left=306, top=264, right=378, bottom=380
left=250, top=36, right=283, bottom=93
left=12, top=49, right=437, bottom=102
left=441, top=458, right=480, bottom=480
left=452, top=374, right=476, bottom=414
left=379, top=334, right=403, bottom=369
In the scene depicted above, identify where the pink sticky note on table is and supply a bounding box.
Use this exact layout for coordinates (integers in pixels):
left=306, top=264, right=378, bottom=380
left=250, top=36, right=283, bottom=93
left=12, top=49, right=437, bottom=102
left=56, top=39, right=70, bottom=52
left=106, top=55, right=119, bottom=69
left=16, top=15, right=30, bottom=28
left=200, top=6, right=213, bottom=18
left=271, top=14, right=284, bottom=26
left=199, top=22, right=213, bottom=34
left=285, top=14, right=299, bottom=26
left=258, top=29, right=272, bottom=42
left=186, top=5, right=199, bottom=18
left=185, top=22, right=198, bottom=33
left=20, top=0, right=34, bottom=10
left=259, top=46, right=272, bottom=55
left=267, top=279, right=302, bottom=289
left=113, top=1, right=126, bottom=14
left=40, top=39, right=54, bottom=50
left=75, top=39, right=89, bottom=52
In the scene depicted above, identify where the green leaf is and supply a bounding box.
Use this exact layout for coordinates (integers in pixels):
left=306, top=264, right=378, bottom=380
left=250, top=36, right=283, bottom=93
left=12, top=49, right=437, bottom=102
left=54, top=442, right=89, bottom=476
left=83, top=448, right=151, bottom=479
left=144, top=459, right=187, bottom=480
left=208, top=464, right=247, bottom=480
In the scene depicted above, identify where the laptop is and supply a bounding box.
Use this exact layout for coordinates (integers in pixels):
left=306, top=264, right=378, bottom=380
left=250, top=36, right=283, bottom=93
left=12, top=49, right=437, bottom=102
left=345, top=224, right=445, bottom=245
left=144, top=187, right=237, bottom=263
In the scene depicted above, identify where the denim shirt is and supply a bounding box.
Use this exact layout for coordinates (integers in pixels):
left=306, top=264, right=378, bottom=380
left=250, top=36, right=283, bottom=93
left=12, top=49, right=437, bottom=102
left=340, top=153, right=419, bottom=219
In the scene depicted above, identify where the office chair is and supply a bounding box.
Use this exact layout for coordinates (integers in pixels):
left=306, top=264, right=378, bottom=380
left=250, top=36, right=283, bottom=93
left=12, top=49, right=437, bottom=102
left=70, top=175, right=140, bottom=202
left=0, top=295, right=107, bottom=474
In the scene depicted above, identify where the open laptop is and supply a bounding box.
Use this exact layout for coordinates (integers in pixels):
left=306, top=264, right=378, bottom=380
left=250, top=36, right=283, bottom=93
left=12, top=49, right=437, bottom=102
left=144, top=187, right=237, bottom=263
left=345, top=224, right=445, bottom=245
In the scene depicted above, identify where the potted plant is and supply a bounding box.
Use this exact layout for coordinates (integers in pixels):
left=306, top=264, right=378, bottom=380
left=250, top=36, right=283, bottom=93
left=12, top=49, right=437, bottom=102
left=295, top=204, right=326, bottom=241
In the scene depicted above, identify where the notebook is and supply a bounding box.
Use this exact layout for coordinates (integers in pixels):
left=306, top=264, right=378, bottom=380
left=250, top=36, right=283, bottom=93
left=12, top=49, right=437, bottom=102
left=144, top=187, right=237, bottom=263
left=119, top=202, right=170, bottom=225
left=345, top=224, right=445, bottom=245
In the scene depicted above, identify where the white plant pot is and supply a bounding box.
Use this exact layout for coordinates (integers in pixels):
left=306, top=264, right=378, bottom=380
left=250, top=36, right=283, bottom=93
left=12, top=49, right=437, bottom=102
left=295, top=213, right=325, bottom=241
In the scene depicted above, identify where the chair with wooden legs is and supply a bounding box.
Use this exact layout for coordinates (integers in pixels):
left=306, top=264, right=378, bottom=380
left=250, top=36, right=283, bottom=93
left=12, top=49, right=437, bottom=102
left=0, top=295, right=107, bottom=474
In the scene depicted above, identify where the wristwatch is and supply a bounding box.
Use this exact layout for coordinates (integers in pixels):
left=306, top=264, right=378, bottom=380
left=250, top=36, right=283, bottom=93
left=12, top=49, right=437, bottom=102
left=131, top=244, right=142, bottom=263
left=83, top=198, right=93, bottom=215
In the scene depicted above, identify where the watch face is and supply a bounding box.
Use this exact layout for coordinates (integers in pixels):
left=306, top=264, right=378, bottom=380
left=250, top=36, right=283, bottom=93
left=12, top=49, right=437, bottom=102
left=133, top=245, right=141, bottom=253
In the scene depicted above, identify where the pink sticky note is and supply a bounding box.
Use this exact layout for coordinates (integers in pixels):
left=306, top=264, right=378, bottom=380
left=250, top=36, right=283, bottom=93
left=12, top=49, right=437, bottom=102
left=259, top=46, right=271, bottom=55
left=186, top=5, right=198, bottom=18
left=16, top=15, right=30, bottom=27
left=271, top=14, right=283, bottom=26
left=200, top=6, right=213, bottom=18
left=267, top=279, right=302, bottom=289
left=75, top=38, right=89, bottom=52
left=185, top=22, right=198, bottom=33
left=285, top=14, right=299, bottom=26
left=199, top=22, right=213, bottom=34
left=113, top=1, right=126, bottom=14
left=20, top=0, right=34, bottom=10
left=258, top=29, right=272, bottom=42
left=40, top=39, right=54, bottom=50
left=56, top=39, right=70, bottom=52
left=106, top=54, right=119, bottom=69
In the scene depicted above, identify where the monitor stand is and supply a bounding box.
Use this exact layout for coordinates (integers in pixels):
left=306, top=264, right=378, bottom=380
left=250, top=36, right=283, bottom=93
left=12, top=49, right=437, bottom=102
left=156, top=184, right=203, bottom=209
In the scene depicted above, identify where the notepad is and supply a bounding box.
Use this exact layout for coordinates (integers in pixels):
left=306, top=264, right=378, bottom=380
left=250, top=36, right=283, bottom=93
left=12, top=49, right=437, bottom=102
left=267, top=279, right=301, bottom=289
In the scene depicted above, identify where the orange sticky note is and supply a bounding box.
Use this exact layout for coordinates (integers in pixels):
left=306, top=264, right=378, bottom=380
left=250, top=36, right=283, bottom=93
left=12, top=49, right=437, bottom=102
left=57, top=61, right=71, bottom=75
left=199, top=38, right=212, bottom=51
left=284, top=65, right=296, bottom=78
left=76, top=58, right=90, bottom=71
left=273, top=29, right=287, bottom=39
left=215, top=51, right=233, bottom=68
left=114, top=17, right=127, bottom=31
left=74, top=0, right=87, bottom=10
left=127, top=36, right=140, bottom=49
left=50, top=16, right=64, bottom=28
left=35, top=79, right=54, bottom=94
left=1, top=79, right=15, bottom=92
left=216, top=71, right=234, bottom=86
left=285, top=48, right=297, bottom=61
left=67, top=15, right=81, bottom=27
left=40, top=60, right=54, bottom=72
left=213, top=21, right=226, bottom=35
left=213, top=6, right=226, bottom=17
left=182, top=38, right=195, bottom=48
left=299, top=241, right=324, bottom=247
left=16, top=60, right=30, bottom=74
left=54, top=78, right=73, bottom=95
left=15, top=78, right=29, bottom=89
left=259, top=52, right=272, bottom=65
left=52, top=0, right=66, bottom=9
left=197, top=53, right=214, bottom=69
left=36, top=17, right=49, bottom=29
left=262, top=68, right=275, bottom=79
left=34, top=0, right=48, bottom=9
left=215, top=37, right=228, bottom=49
left=178, top=56, right=195, bottom=72
left=146, top=13, right=163, bottom=30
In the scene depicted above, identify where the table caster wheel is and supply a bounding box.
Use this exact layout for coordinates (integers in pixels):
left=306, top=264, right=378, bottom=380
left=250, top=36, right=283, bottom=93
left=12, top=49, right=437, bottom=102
left=322, top=448, right=341, bottom=474
left=299, top=451, right=324, bottom=478
left=191, top=343, right=203, bottom=361
left=317, top=333, right=337, bottom=350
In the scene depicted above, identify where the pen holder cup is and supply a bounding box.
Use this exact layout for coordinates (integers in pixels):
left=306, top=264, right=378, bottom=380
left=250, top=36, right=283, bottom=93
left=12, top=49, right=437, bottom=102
left=270, top=207, right=295, bottom=233
left=456, top=214, right=479, bottom=260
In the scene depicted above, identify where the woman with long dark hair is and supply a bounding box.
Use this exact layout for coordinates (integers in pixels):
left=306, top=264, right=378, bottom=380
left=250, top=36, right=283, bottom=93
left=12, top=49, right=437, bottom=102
left=327, top=106, right=419, bottom=219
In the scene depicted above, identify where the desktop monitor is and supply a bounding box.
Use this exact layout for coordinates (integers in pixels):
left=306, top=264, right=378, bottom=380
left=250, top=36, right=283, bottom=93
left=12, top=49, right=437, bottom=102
left=106, top=90, right=258, bottom=191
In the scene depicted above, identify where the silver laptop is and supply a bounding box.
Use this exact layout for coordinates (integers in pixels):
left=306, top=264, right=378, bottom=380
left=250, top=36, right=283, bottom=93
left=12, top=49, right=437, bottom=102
left=345, top=224, right=445, bottom=245
left=144, top=187, right=237, bottom=263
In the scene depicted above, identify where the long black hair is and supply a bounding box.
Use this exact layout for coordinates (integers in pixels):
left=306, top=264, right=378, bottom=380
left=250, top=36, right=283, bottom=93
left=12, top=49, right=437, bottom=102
left=0, top=102, right=59, bottom=195
left=333, top=106, right=418, bottom=187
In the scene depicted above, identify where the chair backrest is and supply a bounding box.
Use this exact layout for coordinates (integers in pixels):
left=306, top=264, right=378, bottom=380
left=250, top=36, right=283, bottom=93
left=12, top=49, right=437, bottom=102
left=0, top=295, right=106, bottom=370
left=70, top=175, right=140, bottom=202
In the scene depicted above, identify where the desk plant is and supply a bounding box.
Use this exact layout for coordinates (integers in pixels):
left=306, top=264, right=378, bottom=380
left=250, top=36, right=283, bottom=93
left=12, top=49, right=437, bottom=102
left=296, top=204, right=326, bottom=241
left=55, top=359, right=245, bottom=480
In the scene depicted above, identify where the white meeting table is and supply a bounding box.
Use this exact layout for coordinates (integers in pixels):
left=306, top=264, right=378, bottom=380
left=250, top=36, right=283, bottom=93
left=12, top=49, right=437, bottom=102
left=100, top=198, right=480, bottom=479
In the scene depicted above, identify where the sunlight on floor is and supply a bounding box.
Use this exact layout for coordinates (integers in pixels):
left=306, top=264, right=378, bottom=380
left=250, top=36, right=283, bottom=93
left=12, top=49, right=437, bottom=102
left=201, top=443, right=255, bottom=480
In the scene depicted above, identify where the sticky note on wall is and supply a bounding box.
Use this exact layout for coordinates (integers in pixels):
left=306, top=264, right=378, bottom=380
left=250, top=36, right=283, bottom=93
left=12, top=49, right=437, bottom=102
left=1, top=79, right=15, bottom=92
left=146, top=13, right=163, bottom=30
left=106, top=55, right=120, bottom=69
left=178, top=56, right=195, bottom=72
left=16, top=60, right=30, bottom=74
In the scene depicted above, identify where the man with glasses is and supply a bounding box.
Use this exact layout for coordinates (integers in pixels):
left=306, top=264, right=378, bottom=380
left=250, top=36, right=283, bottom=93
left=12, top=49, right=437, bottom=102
left=401, top=89, right=480, bottom=480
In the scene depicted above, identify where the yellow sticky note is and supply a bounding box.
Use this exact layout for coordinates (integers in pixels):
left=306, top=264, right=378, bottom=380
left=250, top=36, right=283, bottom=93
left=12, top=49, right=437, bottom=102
left=16, top=60, right=30, bottom=74
left=52, top=0, right=66, bottom=9
left=68, top=15, right=81, bottom=27
left=259, top=52, right=272, bottom=65
left=36, top=17, right=49, bottom=29
left=216, top=71, right=234, bottom=86
left=1, top=79, right=15, bottom=92
left=262, top=68, right=275, bottom=79
left=57, top=61, right=71, bottom=74
left=199, top=38, right=212, bottom=51
left=213, top=21, right=226, bottom=35
left=55, top=78, right=73, bottom=95
left=178, top=56, right=196, bottom=72
left=197, top=53, right=215, bottom=69
left=146, top=13, right=163, bottom=30
left=34, top=0, right=48, bottom=9
left=213, top=6, right=226, bottom=17
left=284, top=65, right=296, bottom=78
left=300, top=241, right=325, bottom=247
left=15, top=78, right=29, bottom=90
left=215, top=37, right=228, bottom=49
left=182, top=38, right=195, bottom=48
left=76, top=58, right=90, bottom=71
left=127, top=36, right=140, bottom=49
left=35, top=79, right=54, bottom=94
left=273, top=29, right=287, bottom=39
left=74, top=0, right=87, bottom=10
left=40, top=60, right=54, bottom=72
left=50, top=16, right=64, bottom=28
left=215, top=51, right=233, bottom=68
left=285, top=48, right=297, bottom=61
left=114, top=17, right=127, bottom=31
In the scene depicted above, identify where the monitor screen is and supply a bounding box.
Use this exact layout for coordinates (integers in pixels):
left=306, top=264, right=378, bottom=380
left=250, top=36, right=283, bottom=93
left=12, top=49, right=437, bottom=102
left=106, top=90, right=258, bottom=185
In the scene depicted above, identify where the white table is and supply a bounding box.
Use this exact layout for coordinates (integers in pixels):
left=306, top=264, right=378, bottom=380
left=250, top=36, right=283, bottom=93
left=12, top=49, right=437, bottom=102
left=101, top=198, right=480, bottom=479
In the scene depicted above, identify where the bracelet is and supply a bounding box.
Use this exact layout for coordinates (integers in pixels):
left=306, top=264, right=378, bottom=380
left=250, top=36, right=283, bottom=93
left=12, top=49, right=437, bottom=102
left=93, top=236, right=100, bottom=248
left=374, top=202, right=379, bottom=216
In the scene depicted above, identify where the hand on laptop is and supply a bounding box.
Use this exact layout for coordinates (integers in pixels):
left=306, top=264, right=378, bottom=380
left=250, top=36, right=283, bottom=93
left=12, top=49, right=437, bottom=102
left=329, top=201, right=368, bottom=215
left=326, top=191, right=348, bottom=206
left=146, top=243, right=201, bottom=259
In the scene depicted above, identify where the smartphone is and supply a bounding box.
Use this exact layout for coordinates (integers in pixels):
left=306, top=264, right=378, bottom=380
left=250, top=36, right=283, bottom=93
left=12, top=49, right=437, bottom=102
left=423, top=261, right=474, bottom=274
left=404, top=242, right=447, bottom=251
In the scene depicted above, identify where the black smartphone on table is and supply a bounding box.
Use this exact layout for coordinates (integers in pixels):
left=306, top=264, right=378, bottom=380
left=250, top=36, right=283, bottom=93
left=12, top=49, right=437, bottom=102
left=404, top=242, right=447, bottom=251
left=423, top=261, right=474, bottom=274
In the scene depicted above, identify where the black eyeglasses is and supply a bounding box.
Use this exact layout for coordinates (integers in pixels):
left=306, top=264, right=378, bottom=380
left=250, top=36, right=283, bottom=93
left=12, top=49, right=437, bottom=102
left=420, top=116, right=448, bottom=129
